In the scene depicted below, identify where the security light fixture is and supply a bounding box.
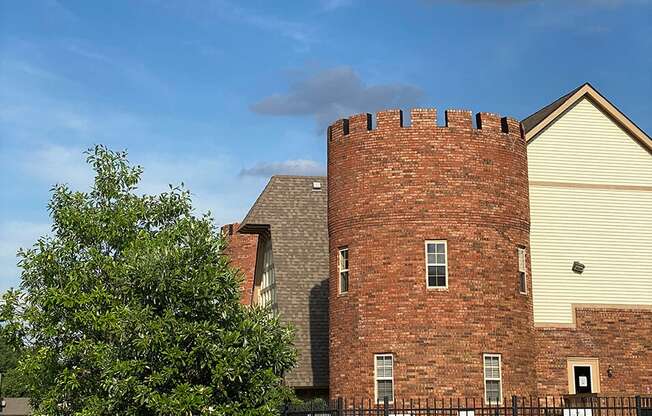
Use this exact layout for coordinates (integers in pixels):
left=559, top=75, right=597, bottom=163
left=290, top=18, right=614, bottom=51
left=572, top=261, right=585, bottom=274
left=312, top=181, right=322, bottom=191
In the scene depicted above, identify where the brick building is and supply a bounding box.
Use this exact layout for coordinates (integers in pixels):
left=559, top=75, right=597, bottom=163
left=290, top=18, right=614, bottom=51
left=223, top=83, right=652, bottom=401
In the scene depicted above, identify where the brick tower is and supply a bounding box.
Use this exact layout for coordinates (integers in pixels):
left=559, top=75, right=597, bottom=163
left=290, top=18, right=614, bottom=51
left=327, top=109, right=536, bottom=400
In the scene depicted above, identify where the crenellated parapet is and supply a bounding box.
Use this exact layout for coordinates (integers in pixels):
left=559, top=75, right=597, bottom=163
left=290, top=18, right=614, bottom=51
left=328, top=108, right=523, bottom=141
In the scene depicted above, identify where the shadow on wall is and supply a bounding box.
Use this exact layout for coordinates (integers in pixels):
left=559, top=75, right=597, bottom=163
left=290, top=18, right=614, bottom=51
left=309, top=277, right=329, bottom=392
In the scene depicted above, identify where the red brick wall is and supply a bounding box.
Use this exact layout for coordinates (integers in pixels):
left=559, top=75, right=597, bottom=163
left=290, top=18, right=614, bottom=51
left=535, top=307, right=652, bottom=396
left=327, top=109, right=536, bottom=400
left=221, top=223, right=258, bottom=305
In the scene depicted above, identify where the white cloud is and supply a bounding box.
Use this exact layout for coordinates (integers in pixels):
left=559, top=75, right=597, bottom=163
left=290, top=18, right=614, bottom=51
left=63, top=42, right=113, bottom=64
left=61, top=40, right=171, bottom=96
left=0, top=58, right=153, bottom=148
left=0, top=52, right=260, bottom=225
left=0, top=59, right=65, bottom=82
left=20, top=145, right=92, bottom=189
left=0, top=221, right=51, bottom=291
left=13, top=143, right=263, bottom=225
left=155, top=0, right=315, bottom=48
left=239, top=159, right=326, bottom=177
left=137, top=153, right=261, bottom=223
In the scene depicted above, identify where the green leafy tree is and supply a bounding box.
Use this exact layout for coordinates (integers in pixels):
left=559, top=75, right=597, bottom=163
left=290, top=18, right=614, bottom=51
left=0, top=146, right=295, bottom=415
left=0, top=337, right=29, bottom=397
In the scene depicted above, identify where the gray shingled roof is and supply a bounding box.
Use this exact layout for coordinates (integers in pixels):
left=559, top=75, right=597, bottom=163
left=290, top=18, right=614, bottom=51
left=521, top=83, right=586, bottom=133
left=240, top=176, right=329, bottom=389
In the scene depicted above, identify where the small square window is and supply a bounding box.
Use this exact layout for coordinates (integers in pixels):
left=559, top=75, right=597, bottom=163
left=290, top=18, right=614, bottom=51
left=425, top=241, right=448, bottom=288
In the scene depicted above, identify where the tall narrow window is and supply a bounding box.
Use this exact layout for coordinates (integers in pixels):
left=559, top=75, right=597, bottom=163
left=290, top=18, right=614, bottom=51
left=518, top=247, right=527, bottom=294
left=259, top=239, right=276, bottom=312
left=425, top=241, right=448, bottom=288
left=338, top=247, right=349, bottom=294
left=483, top=354, right=502, bottom=404
left=374, top=354, right=394, bottom=403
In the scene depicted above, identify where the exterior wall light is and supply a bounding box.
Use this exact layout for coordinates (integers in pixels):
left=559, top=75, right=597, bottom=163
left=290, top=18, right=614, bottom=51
left=607, top=365, right=614, bottom=378
left=572, top=261, right=585, bottom=274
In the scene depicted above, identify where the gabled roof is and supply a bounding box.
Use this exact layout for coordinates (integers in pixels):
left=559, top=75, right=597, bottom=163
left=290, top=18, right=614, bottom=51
left=239, top=175, right=327, bottom=234
left=522, top=83, right=652, bottom=152
left=237, top=175, right=329, bottom=389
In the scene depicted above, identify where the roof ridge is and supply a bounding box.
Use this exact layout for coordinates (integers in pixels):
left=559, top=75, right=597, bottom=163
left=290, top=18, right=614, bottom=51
left=522, top=83, right=651, bottom=152
left=521, top=83, right=587, bottom=134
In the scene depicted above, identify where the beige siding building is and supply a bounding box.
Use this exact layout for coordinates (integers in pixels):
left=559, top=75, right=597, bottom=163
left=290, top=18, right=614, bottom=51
left=525, top=84, right=652, bottom=326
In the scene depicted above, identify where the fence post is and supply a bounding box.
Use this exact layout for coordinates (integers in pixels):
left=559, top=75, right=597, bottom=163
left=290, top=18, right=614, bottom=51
left=383, top=396, right=389, bottom=416
left=337, top=397, right=344, bottom=416
left=512, top=396, right=518, bottom=416
left=635, top=395, right=642, bottom=416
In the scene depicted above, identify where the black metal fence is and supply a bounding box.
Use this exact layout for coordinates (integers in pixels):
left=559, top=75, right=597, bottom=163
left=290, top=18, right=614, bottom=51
left=282, top=396, right=652, bottom=416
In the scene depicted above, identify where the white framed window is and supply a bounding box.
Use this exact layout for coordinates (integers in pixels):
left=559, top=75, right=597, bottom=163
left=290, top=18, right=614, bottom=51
left=259, top=239, right=276, bottom=312
left=518, top=247, right=527, bottom=294
left=374, top=354, right=394, bottom=403
left=338, top=247, right=349, bottom=294
left=425, top=240, right=448, bottom=288
left=483, top=354, right=502, bottom=405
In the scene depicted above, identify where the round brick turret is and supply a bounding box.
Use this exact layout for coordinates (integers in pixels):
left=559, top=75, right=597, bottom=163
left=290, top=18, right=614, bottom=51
left=327, top=108, right=536, bottom=400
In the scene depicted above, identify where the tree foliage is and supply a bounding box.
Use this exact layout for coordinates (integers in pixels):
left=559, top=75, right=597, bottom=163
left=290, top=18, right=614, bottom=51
left=0, top=336, right=29, bottom=397
left=1, top=146, right=295, bottom=415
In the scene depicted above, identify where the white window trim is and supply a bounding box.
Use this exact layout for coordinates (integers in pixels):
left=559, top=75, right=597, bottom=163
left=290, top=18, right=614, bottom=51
left=338, top=247, right=349, bottom=295
left=483, top=353, right=503, bottom=405
left=518, top=247, right=527, bottom=295
left=425, top=240, right=448, bottom=289
left=374, top=353, right=394, bottom=404
left=258, top=239, right=276, bottom=312
left=567, top=358, right=600, bottom=394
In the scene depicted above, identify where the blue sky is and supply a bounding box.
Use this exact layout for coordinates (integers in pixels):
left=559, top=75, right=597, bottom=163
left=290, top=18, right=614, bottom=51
left=1, top=0, right=651, bottom=291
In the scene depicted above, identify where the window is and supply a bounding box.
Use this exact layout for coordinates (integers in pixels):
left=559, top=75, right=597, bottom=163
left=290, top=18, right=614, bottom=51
left=259, top=239, right=276, bottom=312
left=374, top=354, right=394, bottom=403
left=338, top=247, right=349, bottom=294
left=425, top=241, right=447, bottom=288
left=483, top=354, right=502, bottom=404
left=518, top=247, right=527, bottom=294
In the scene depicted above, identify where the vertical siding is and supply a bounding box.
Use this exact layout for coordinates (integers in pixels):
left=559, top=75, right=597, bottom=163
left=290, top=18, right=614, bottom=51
left=528, top=97, right=652, bottom=325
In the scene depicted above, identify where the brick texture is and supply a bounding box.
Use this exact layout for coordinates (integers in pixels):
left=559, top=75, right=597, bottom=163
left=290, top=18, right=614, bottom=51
left=327, top=109, right=537, bottom=399
left=221, top=222, right=258, bottom=305
left=535, top=307, right=652, bottom=396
